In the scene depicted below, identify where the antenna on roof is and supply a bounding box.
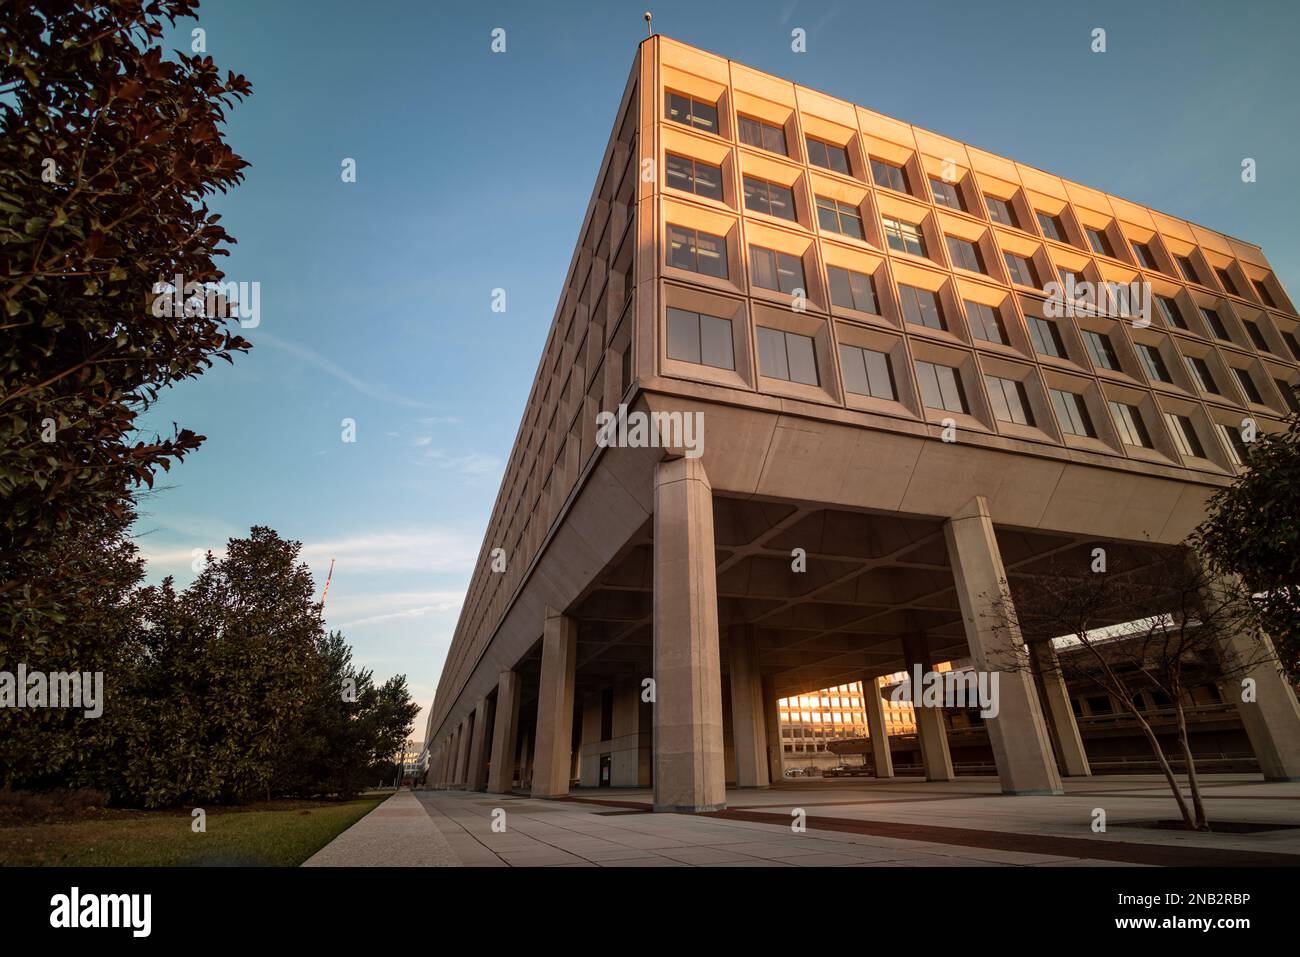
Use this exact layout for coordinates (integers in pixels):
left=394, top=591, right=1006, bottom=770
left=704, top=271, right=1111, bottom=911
left=644, top=11, right=653, bottom=36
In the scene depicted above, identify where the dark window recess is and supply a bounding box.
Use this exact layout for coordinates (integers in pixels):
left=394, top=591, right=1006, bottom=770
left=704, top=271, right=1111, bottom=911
left=665, top=153, right=723, bottom=200
left=965, top=300, right=1005, bottom=344
left=743, top=175, right=796, bottom=220
left=827, top=265, right=878, bottom=313
left=1233, top=367, right=1263, bottom=404
left=1201, top=307, right=1231, bottom=340
left=985, top=375, right=1035, bottom=426
left=807, top=137, right=850, bottom=174
left=945, top=235, right=985, bottom=273
left=816, top=196, right=864, bottom=239
left=1028, top=316, right=1066, bottom=358
left=838, top=344, right=896, bottom=400
left=749, top=245, right=805, bottom=295
left=899, top=284, right=945, bottom=330
left=930, top=177, right=964, bottom=210
left=1082, top=329, right=1120, bottom=371
left=1164, top=413, right=1205, bottom=458
left=1004, top=252, right=1039, bottom=287
left=1086, top=227, right=1114, bottom=257
left=1036, top=211, right=1065, bottom=242
left=883, top=217, right=926, bottom=256
left=870, top=158, right=910, bottom=193
left=1050, top=389, right=1095, bottom=437
left=667, top=225, right=728, bottom=278
left=1109, top=401, right=1152, bottom=448
left=915, top=360, right=966, bottom=413
left=1136, top=343, right=1171, bottom=382
left=985, top=195, right=1018, bottom=228
left=1131, top=240, right=1157, bottom=270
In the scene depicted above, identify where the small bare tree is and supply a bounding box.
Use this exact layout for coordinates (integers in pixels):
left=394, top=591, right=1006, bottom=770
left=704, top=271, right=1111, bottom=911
left=988, top=544, right=1278, bottom=831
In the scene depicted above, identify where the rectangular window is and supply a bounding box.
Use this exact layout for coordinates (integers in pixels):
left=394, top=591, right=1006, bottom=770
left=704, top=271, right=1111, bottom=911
left=1131, top=241, right=1157, bottom=270
left=1086, top=227, right=1114, bottom=257
left=985, top=195, right=1018, bottom=227
left=1175, top=255, right=1199, bottom=284
left=1136, top=343, right=1171, bottom=382
left=757, top=326, right=818, bottom=384
left=1109, top=401, right=1152, bottom=448
left=1276, top=380, right=1300, bottom=414
left=738, top=115, right=787, bottom=155
left=1243, top=321, right=1269, bottom=352
left=1004, top=252, right=1039, bottom=287
left=743, top=175, right=796, bottom=221
left=749, top=245, right=805, bottom=295
left=965, top=300, right=1005, bottom=344
left=665, top=307, right=734, bottom=370
left=899, top=284, right=945, bottom=330
left=1050, top=389, right=1095, bottom=437
left=930, top=177, right=964, bottom=210
left=664, top=92, right=718, bottom=134
left=1028, top=316, right=1066, bottom=358
left=1155, top=295, right=1186, bottom=329
left=985, top=375, right=1035, bottom=426
left=1216, top=267, right=1240, bottom=297
left=1036, top=211, right=1064, bottom=242
left=665, top=153, right=723, bottom=200
left=827, top=265, right=878, bottom=313
left=870, top=158, right=910, bottom=193
left=806, top=137, right=850, bottom=174
left=1201, top=307, right=1230, bottom=340
left=1285, top=331, right=1300, bottom=361
left=882, top=216, right=926, bottom=256
left=1082, top=329, right=1120, bottom=371
left=1253, top=279, right=1277, bottom=309
left=667, top=225, right=727, bottom=278
left=1164, top=413, right=1205, bottom=458
left=915, top=360, right=966, bottom=413
left=815, top=196, right=864, bottom=239
left=945, top=235, right=985, bottom=273
left=1219, top=423, right=1250, bottom=467
left=1185, top=355, right=1219, bottom=394
left=1233, top=367, right=1263, bottom=404
left=839, top=344, right=895, bottom=399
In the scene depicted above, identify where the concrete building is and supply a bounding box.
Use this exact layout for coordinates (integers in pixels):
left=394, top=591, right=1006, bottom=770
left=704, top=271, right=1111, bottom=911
left=423, top=36, right=1300, bottom=809
left=778, top=678, right=916, bottom=774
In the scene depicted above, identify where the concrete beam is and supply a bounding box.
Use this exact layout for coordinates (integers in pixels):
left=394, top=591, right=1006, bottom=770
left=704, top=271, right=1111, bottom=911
left=487, top=670, right=521, bottom=793
left=531, top=608, right=578, bottom=798
left=653, top=456, right=726, bottom=812
left=945, top=496, right=1063, bottom=795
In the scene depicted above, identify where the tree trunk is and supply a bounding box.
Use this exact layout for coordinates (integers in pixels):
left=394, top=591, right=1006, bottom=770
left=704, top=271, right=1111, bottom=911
left=1174, top=700, right=1209, bottom=830
left=1130, top=708, right=1195, bottom=828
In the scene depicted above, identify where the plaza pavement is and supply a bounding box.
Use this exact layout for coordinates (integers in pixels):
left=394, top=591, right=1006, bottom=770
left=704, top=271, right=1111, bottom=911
left=305, top=774, right=1300, bottom=867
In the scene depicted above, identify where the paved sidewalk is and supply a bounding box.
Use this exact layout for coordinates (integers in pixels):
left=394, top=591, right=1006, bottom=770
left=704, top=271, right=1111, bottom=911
left=303, top=790, right=460, bottom=867
left=407, top=774, right=1300, bottom=867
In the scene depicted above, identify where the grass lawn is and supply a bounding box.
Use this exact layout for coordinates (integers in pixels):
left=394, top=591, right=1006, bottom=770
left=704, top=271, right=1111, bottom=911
left=0, top=796, right=387, bottom=867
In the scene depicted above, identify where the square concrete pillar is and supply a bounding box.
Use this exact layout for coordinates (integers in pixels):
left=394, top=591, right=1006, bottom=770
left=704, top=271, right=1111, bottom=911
left=861, top=675, right=895, bottom=778
left=1029, top=642, right=1091, bottom=777
left=531, top=607, right=578, bottom=798
left=611, top=676, right=652, bottom=786
left=762, top=676, right=784, bottom=784
left=652, top=456, right=726, bottom=812
left=466, top=695, right=493, bottom=791
left=454, top=717, right=471, bottom=788
left=728, top=628, right=769, bottom=787
left=487, top=670, right=522, bottom=793
left=517, top=726, right=532, bottom=790
left=901, top=636, right=955, bottom=782
left=579, top=693, right=604, bottom=788
left=945, top=496, right=1063, bottom=795
left=1220, top=619, right=1300, bottom=781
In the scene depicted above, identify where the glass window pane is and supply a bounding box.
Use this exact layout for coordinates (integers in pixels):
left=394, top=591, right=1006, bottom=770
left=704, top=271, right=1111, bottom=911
left=668, top=225, right=695, bottom=270
left=786, top=333, right=818, bottom=385
left=756, top=326, right=788, bottom=380
left=692, top=99, right=717, bottom=133
left=750, top=246, right=777, bottom=290
left=666, top=308, right=701, bottom=363
left=700, top=315, right=734, bottom=370
left=693, top=161, right=722, bottom=200
left=863, top=349, right=894, bottom=399
left=828, top=266, right=854, bottom=309
left=839, top=344, right=870, bottom=395
left=848, top=271, right=877, bottom=313
left=695, top=230, right=727, bottom=278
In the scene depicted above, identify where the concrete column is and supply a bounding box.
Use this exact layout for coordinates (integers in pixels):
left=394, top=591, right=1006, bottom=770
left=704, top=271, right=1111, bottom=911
left=487, top=670, right=521, bottom=793
left=579, top=693, right=604, bottom=788
left=454, top=717, right=471, bottom=788
left=762, top=676, right=784, bottom=784
left=901, top=636, right=955, bottom=782
left=611, top=676, right=651, bottom=786
left=861, top=675, right=895, bottom=778
left=652, top=456, right=726, bottom=812
left=517, top=727, right=532, bottom=790
left=466, top=696, right=492, bottom=791
left=531, top=607, right=577, bottom=798
left=1221, top=623, right=1300, bottom=781
left=728, top=628, right=769, bottom=787
left=1030, top=642, right=1091, bottom=777
left=945, top=496, right=1063, bottom=795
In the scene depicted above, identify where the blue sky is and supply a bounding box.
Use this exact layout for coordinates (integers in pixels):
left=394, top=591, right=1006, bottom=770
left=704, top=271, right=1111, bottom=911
left=137, top=0, right=1300, bottom=742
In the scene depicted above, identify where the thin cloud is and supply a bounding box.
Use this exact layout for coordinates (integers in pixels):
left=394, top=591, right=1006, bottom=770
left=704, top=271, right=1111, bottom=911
left=256, top=330, right=435, bottom=410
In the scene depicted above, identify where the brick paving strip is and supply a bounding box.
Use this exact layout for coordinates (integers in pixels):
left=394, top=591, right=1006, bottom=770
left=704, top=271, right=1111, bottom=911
left=703, top=808, right=1300, bottom=867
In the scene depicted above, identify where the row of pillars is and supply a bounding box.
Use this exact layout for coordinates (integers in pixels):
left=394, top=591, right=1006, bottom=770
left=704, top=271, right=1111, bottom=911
left=426, top=457, right=1300, bottom=807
